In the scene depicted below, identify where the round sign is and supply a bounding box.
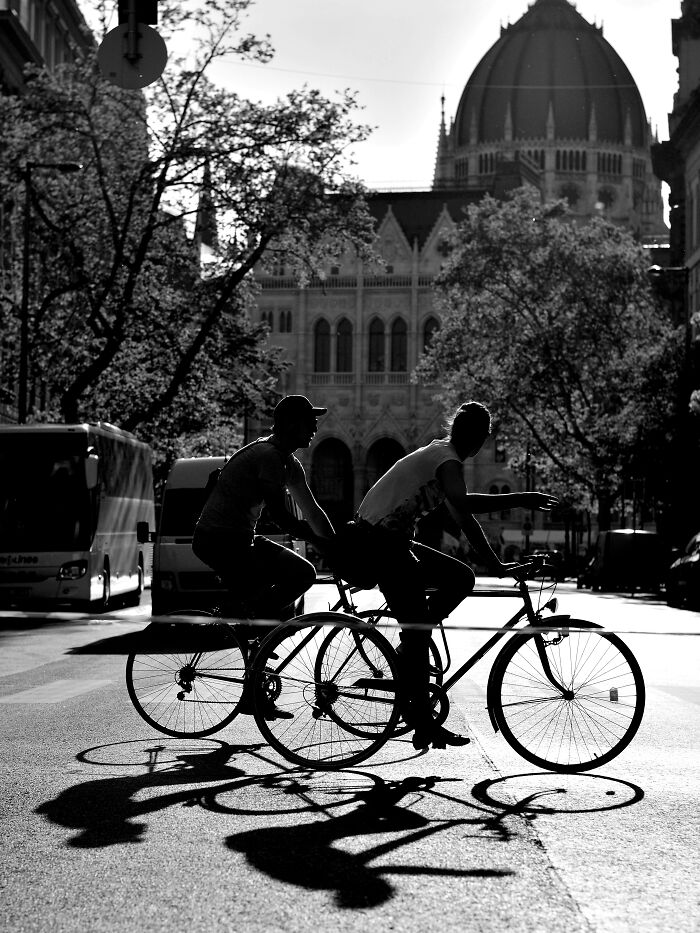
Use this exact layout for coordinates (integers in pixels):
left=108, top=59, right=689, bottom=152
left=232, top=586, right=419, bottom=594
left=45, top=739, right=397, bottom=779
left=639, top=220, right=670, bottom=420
left=97, top=23, right=168, bottom=90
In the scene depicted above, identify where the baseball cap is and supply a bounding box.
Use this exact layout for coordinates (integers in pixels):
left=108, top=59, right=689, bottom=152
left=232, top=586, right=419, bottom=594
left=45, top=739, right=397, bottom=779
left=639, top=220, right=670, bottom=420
left=273, top=395, right=327, bottom=424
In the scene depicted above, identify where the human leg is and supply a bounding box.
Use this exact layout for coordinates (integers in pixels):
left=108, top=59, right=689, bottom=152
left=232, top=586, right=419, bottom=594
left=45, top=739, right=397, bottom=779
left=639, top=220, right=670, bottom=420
left=411, top=542, right=475, bottom=623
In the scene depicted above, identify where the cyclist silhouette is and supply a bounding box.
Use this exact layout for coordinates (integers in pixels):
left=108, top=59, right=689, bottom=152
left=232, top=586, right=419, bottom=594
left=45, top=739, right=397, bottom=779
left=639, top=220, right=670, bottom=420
left=193, top=395, right=335, bottom=628
left=354, top=401, right=558, bottom=751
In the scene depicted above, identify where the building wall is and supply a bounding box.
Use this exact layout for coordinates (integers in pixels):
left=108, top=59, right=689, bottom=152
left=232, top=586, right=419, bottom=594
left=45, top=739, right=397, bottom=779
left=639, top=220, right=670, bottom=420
left=253, top=194, right=569, bottom=559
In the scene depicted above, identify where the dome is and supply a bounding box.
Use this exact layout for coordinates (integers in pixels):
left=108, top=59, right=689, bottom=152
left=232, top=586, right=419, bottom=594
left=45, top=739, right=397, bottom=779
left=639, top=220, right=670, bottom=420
left=454, top=0, right=648, bottom=148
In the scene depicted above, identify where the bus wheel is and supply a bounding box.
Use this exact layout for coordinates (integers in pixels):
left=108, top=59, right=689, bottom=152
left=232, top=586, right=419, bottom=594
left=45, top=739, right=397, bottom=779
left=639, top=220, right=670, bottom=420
left=124, top=563, right=143, bottom=608
left=93, top=564, right=111, bottom=613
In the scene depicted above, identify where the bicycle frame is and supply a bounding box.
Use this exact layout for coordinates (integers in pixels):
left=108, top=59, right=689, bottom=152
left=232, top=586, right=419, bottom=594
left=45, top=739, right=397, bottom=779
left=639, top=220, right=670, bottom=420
left=323, top=570, right=579, bottom=720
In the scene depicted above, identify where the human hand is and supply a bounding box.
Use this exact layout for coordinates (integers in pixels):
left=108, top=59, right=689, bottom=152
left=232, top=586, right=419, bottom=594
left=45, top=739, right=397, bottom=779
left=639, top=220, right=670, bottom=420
left=521, top=492, right=558, bottom=512
left=496, top=561, right=520, bottom=578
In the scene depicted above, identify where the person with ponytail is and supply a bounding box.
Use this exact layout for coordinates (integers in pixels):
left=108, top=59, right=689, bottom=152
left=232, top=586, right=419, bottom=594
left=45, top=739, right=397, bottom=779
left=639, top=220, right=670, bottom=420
left=355, top=401, right=558, bottom=751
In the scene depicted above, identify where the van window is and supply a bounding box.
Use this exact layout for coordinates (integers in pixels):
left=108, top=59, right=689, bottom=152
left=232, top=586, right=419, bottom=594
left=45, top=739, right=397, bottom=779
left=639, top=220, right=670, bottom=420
left=160, top=488, right=208, bottom=537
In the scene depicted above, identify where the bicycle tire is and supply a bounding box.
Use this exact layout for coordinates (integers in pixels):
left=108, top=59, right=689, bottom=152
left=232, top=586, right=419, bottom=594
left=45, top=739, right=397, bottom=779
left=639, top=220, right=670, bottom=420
left=490, top=624, right=645, bottom=773
left=126, top=612, right=247, bottom=738
left=344, top=609, right=444, bottom=737
left=251, top=612, right=401, bottom=769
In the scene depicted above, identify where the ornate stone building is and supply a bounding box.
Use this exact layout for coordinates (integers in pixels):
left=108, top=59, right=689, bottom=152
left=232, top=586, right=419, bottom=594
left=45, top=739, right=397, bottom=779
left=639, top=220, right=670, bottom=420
left=0, top=0, right=92, bottom=92
left=434, top=0, right=666, bottom=239
left=254, top=0, right=667, bottom=560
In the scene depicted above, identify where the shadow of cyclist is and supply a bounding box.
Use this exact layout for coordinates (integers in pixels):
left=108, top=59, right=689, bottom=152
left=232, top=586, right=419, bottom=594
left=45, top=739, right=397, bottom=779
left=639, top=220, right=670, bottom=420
left=35, top=742, right=251, bottom=848
left=224, top=775, right=513, bottom=909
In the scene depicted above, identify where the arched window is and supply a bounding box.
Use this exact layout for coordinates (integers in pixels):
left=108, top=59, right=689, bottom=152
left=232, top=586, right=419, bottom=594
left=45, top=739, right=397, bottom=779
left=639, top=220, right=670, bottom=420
left=423, top=316, right=439, bottom=352
left=279, top=309, right=292, bottom=333
left=390, top=318, right=407, bottom=372
left=314, top=318, right=330, bottom=372
left=336, top=318, right=353, bottom=372
left=262, top=310, right=273, bottom=329
left=368, top=318, right=385, bottom=372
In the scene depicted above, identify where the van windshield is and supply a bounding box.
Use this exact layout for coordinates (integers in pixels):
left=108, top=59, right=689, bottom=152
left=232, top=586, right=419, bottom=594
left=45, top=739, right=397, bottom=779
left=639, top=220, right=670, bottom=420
left=160, top=489, right=208, bottom=537
left=0, top=434, right=91, bottom=551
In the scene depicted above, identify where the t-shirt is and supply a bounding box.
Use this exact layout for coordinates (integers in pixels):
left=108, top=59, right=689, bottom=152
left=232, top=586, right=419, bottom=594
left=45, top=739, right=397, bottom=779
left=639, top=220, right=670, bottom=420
left=196, top=438, right=303, bottom=540
left=357, top=437, right=462, bottom=535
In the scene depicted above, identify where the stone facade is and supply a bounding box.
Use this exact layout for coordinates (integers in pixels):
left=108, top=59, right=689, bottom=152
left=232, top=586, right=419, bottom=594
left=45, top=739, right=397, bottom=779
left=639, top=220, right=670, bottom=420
left=252, top=187, right=568, bottom=559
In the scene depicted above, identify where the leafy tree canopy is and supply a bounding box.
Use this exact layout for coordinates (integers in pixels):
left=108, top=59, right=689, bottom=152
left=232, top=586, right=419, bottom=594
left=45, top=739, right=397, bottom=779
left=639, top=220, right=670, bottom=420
left=0, top=0, right=376, bottom=471
left=415, top=187, right=683, bottom=528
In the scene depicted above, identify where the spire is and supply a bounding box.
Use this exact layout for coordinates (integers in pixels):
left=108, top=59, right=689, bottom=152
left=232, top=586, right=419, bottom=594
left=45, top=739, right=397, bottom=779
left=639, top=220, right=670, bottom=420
left=194, top=161, right=219, bottom=259
left=433, top=96, right=453, bottom=188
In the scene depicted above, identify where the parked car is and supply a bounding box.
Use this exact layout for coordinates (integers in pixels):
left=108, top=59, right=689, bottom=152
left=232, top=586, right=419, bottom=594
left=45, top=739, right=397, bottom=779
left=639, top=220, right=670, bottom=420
left=576, top=529, right=669, bottom=594
left=665, top=532, right=700, bottom=608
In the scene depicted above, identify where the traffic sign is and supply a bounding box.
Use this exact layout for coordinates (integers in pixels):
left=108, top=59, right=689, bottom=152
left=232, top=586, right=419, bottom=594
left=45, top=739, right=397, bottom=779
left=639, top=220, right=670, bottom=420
left=97, top=22, right=167, bottom=89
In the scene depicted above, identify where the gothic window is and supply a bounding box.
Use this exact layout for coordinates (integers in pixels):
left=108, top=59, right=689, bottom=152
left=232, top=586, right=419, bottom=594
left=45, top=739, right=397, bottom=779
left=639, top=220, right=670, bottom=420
left=279, top=309, right=292, bottom=333
left=336, top=317, right=353, bottom=372
left=423, top=316, right=439, bottom=352
left=262, top=309, right=273, bottom=329
left=390, top=318, right=407, bottom=372
left=314, top=318, right=330, bottom=372
left=368, top=318, right=385, bottom=372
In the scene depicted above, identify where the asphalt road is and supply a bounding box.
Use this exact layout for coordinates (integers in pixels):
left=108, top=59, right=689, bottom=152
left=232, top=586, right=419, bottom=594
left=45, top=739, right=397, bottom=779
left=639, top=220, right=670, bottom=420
left=1, top=582, right=698, bottom=933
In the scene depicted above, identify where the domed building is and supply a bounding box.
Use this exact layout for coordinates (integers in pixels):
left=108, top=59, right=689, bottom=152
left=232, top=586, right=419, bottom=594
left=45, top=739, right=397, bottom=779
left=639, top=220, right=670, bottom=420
left=434, top=0, right=666, bottom=236
left=248, top=0, right=668, bottom=565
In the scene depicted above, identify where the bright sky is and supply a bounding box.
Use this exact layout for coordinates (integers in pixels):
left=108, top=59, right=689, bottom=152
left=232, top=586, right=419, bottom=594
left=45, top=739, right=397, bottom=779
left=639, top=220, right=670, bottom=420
left=209, top=0, right=681, bottom=190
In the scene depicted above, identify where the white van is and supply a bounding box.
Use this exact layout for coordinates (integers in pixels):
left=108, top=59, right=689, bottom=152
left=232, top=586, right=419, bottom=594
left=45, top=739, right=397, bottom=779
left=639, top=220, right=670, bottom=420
left=151, top=456, right=307, bottom=615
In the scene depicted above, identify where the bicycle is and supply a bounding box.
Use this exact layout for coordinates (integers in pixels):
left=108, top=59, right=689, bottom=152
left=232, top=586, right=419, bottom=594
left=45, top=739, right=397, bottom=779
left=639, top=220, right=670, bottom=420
left=249, top=557, right=645, bottom=772
left=125, top=591, right=305, bottom=738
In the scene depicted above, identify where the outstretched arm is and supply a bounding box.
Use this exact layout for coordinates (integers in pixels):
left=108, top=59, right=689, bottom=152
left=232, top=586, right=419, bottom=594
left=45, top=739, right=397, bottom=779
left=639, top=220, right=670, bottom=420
left=464, top=491, right=558, bottom=513
left=437, top=461, right=513, bottom=574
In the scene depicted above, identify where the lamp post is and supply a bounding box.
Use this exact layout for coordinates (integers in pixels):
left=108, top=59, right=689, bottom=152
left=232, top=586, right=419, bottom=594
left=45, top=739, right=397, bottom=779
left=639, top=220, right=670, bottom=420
left=18, top=160, right=83, bottom=424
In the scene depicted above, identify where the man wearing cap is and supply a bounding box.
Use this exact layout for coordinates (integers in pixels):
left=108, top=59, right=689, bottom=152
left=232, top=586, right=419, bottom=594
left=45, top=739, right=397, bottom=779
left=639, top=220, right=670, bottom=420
left=193, top=395, right=334, bottom=629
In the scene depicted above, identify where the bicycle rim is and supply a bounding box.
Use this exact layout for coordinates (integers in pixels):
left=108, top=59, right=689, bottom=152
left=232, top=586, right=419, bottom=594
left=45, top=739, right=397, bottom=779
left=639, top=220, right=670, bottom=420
left=356, top=608, right=444, bottom=736
left=252, top=613, right=400, bottom=769
left=126, top=632, right=246, bottom=738
left=492, top=627, right=645, bottom=772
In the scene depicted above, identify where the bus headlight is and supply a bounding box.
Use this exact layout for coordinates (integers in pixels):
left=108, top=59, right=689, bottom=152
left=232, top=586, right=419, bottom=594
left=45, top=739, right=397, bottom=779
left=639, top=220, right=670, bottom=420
left=57, top=560, right=88, bottom=580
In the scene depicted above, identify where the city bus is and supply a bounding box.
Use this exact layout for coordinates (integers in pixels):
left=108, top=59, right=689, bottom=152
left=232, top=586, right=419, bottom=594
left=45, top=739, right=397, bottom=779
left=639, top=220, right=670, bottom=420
left=0, top=422, right=155, bottom=610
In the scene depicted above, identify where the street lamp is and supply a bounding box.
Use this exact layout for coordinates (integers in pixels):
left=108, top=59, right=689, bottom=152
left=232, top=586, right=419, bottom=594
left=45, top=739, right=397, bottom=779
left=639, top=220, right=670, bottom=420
left=18, top=160, right=83, bottom=424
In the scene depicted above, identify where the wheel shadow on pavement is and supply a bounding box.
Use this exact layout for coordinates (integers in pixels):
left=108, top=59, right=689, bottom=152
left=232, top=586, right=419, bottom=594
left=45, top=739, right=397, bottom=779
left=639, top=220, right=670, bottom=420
left=34, top=738, right=261, bottom=847
left=215, top=766, right=644, bottom=909
left=34, top=739, right=645, bottom=911
left=217, top=772, right=515, bottom=909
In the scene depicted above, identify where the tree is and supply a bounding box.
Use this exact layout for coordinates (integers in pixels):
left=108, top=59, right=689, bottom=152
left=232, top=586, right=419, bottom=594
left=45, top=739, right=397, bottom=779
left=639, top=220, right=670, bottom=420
left=415, top=187, right=683, bottom=530
left=0, top=0, right=376, bottom=461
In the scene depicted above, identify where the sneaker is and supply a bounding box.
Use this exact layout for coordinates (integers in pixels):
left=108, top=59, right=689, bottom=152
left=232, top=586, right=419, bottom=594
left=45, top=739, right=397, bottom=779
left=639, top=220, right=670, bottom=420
left=412, top=725, right=471, bottom=751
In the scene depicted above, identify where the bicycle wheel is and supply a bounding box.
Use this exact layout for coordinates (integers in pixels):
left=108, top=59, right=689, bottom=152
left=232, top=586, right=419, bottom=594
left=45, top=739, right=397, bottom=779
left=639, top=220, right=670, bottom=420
left=126, top=615, right=247, bottom=738
left=251, top=612, right=401, bottom=769
left=351, top=608, right=444, bottom=736
left=491, top=624, right=645, bottom=773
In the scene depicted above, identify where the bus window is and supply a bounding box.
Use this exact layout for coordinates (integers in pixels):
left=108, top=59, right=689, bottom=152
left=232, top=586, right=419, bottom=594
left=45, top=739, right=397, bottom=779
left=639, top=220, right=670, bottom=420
left=0, top=435, right=91, bottom=551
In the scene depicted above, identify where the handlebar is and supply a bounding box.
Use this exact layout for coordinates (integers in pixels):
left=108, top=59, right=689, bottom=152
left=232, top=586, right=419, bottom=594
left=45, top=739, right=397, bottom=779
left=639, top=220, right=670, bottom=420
left=507, top=556, right=559, bottom=581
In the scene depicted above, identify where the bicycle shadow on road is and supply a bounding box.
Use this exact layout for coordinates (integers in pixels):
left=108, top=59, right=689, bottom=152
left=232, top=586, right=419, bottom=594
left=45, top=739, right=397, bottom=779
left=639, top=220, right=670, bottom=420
left=34, top=739, right=645, bottom=911
left=34, top=738, right=259, bottom=847
left=217, top=765, right=644, bottom=910
left=219, top=772, right=515, bottom=909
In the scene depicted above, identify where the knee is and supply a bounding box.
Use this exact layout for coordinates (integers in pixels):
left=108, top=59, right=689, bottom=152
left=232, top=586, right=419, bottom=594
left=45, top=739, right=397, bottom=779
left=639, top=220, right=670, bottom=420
left=299, top=556, right=317, bottom=591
